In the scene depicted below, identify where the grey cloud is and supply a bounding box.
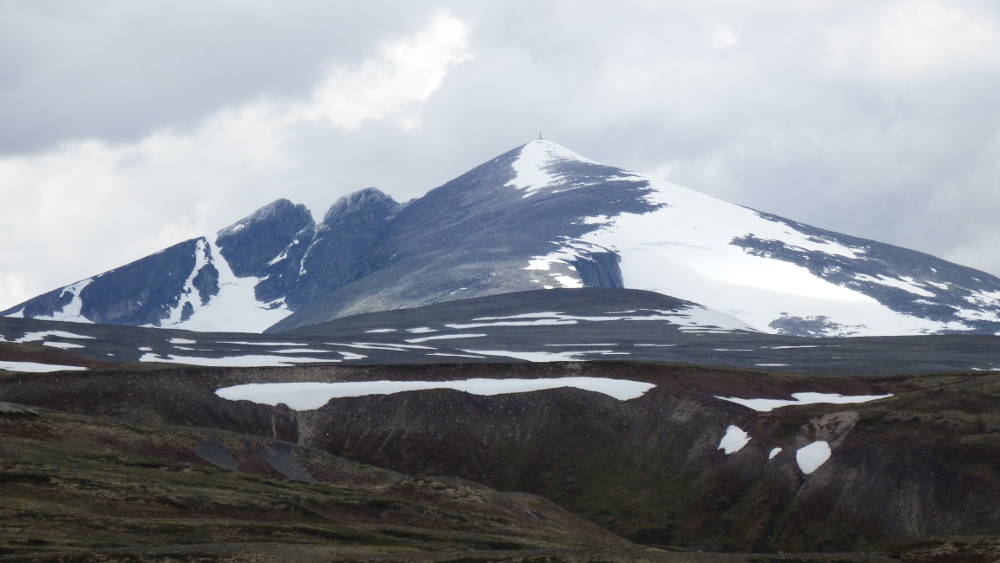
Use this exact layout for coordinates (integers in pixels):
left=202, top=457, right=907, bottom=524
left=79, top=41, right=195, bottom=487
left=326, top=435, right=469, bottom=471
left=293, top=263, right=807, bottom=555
left=0, top=1, right=429, bottom=153
left=4, top=0, right=1000, bottom=307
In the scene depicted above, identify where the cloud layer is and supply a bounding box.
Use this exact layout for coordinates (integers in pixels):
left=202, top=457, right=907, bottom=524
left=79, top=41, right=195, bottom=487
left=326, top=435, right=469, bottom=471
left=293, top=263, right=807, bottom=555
left=3, top=1, right=1000, bottom=308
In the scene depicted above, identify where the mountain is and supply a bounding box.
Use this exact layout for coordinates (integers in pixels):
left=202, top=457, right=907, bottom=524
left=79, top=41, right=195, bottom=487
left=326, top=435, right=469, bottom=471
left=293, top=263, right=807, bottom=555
left=5, top=139, right=1000, bottom=336
left=4, top=288, right=1000, bottom=376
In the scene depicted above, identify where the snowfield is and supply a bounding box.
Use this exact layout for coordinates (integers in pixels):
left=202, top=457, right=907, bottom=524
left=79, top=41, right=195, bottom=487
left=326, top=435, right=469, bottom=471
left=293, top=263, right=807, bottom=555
left=509, top=139, right=997, bottom=336
left=215, top=377, right=657, bottom=410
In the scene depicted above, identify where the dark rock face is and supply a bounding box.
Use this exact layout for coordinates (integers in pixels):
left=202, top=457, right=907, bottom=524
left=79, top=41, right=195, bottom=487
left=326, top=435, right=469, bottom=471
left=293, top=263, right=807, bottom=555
left=19, top=286, right=76, bottom=319
left=216, top=199, right=315, bottom=278
left=79, top=238, right=204, bottom=325
left=286, top=188, right=400, bottom=308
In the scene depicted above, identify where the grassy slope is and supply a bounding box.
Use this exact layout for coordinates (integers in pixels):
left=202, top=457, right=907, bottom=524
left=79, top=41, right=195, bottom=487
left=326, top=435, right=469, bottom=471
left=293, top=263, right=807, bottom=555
left=0, top=403, right=650, bottom=561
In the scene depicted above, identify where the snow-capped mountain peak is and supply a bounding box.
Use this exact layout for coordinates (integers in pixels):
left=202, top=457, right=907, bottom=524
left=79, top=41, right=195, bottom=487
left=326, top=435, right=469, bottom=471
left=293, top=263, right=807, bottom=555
left=506, top=139, right=601, bottom=198
left=6, top=139, right=1000, bottom=337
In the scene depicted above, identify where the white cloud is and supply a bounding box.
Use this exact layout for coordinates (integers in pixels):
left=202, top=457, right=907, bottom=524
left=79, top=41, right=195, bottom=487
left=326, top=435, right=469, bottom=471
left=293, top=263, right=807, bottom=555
left=707, top=24, right=740, bottom=49
left=825, top=1, right=1000, bottom=79
left=0, top=12, right=471, bottom=308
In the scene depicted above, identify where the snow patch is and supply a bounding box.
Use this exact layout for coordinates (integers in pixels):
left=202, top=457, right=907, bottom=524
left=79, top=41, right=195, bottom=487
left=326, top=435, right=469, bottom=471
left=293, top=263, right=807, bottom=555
left=769, top=447, right=782, bottom=460
left=461, top=349, right=624, bottom=362
left=404, top=333, right=487, bottom=344
left=163, top=239, right=211, bottom=326
left=426, top=352, right=488, bottom=359
left=447, top=318, right=576, bottom=329
left=216, top=341, right=302, bottom=346
left=139, top=353, right=337, bottom=367
left=324, top=342, right=435, bottom=351
left=215, top=376, right=656, bottom=410
left=43, top=341, right=85, bottom=350
left=447, top=307, right=752, bottom=333
left=718, top=425, right=750, bottom=454
left=544, top=343, right=617, bottom=347
left=715, top=392, right=893, bottom=412
left=0, top=361, right=87, bottom=373
left=796, top=441, right=832, bottom=474
left=853, top=274, right=936, bottom=298
left=15, top=330, right=95, bottom=343
left=506, top=139, right=597, bottom=198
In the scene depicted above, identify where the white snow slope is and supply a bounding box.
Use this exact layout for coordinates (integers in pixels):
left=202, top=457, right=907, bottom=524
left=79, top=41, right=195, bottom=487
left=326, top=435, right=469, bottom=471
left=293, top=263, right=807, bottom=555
left=156, top=235, right=292, bottom=332
left=511, top=139, right=992, bottom=336
left=20, top=233, right=292, bottom=333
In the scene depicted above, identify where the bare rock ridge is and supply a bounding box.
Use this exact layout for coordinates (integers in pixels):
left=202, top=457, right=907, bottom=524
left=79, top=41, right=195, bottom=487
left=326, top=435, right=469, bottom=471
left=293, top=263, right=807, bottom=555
left=5, top=139, right=1000, bottom=336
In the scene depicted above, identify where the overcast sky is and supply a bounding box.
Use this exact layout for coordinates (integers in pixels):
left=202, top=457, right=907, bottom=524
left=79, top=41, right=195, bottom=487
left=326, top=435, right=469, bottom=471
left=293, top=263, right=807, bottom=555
left=3, top=0, right=1000, bottom=308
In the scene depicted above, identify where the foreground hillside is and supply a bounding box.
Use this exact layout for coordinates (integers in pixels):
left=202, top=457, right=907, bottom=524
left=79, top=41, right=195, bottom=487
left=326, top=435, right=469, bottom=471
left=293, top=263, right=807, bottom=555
left=2, top=361, right=998, bottom=559
left=0, top=402, right=650, bottom=561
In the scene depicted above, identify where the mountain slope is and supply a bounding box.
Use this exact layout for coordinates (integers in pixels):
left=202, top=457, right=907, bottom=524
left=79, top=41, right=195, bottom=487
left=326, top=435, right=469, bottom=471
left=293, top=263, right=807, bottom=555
left=6, top=139, right=1000, bottom=336
left=271, top=139, right=1000, bottom=335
